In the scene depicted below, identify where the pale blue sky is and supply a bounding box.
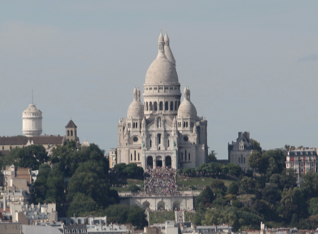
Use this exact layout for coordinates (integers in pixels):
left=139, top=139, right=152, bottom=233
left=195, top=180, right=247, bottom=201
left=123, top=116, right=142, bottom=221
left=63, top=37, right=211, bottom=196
left=1, top=1, right=318, bottom=158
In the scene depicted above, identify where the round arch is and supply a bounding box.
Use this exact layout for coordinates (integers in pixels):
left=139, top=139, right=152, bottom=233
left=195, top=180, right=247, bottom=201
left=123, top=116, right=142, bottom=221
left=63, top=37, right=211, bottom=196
left=165, top=156, right=172, bottom=168
left=157, top=201, right=165, bottom=210
left=156, top=156, right=162, bottom=167
left=147, top=156, right=153, bottom=168
left=142, top=201, right=150, bottom=209
left=173, top=201, right=180, bottom=211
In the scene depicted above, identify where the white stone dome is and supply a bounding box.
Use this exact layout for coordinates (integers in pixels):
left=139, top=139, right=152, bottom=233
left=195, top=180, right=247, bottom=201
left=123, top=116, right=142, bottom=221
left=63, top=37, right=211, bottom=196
left=22, top=104, right=43, bottom=137
left=127, top=100, right=144, bottom=118
left=178, top=99, right=197, bottom=118
left=145, top=33, right=179, bottom=85
left=178, top=87, right=197, bottom=118
left=127, top=88, right=144, bottom=118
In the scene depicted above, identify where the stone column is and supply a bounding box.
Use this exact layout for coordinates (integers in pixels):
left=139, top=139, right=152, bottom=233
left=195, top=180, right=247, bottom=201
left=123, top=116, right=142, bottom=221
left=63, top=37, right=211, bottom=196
left=162, top=158, right=166, bottom=168
left=153, top=157, right=156, bottom=168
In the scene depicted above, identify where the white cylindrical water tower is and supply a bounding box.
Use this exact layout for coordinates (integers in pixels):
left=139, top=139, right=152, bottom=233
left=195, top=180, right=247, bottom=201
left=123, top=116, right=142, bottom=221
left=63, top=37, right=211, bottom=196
left=22, top=104, right=43, bottom=137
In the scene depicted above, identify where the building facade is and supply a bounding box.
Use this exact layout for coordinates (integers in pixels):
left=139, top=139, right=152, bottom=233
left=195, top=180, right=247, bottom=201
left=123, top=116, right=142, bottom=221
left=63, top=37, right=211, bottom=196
left=228, top=132, right=254, bottom=171
left=114, top=33, right=208, bottom=170
left=286, top=147, right=318, bottom=176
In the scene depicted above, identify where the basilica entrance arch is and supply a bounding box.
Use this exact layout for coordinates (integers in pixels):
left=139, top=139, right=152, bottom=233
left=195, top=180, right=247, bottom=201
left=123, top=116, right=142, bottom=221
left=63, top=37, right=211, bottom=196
left=147, top=156, right=153, bottom=168
left=157, top=201, right=165, bottom=210
left=142, top=201, right=150, bottom=209
left=156, top=156, right=162, bottom=167
left=165, top=156, right=172, bottom=168
left=173, top=201, right=180, bottom=210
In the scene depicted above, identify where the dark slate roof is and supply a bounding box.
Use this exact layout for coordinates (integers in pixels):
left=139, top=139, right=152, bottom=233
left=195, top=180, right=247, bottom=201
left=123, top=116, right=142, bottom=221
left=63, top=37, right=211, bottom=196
left=65, top=120, right=77, bottom=128
left=289, top=150, right=317, bottom=157
left=228, top=132, right=254, bottom=151
left=0, top=135, right=65, bottom=145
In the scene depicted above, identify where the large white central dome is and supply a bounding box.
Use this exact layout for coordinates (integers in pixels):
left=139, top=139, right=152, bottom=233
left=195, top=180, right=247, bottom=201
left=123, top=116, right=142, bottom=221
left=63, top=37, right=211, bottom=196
left=145, top=33, right=179, bottom=85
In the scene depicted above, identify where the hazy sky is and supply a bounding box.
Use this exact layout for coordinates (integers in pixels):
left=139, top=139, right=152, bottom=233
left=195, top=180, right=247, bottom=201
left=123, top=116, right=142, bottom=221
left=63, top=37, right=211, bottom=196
left=1, top=1, right=318, bottom=159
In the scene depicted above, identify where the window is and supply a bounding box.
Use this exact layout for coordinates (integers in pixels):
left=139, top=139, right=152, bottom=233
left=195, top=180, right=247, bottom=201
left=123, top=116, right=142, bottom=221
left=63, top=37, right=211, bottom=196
left=149, top=102, right=153, bottom=110
left=178, top=122, right=181, bottom=127
left=185, top=150, right=187, bottom=160
left=138, top=153, right=140, bottom=161
left=154, top=102, right=157, bottom=111
left=189, top=153, right=190, bottom=161
left=183, top=136, right=188, bottom=141
left=159, top=102, right=163, bottom=110
left=150, top=140, right=152, bottom=147
left=134, top=151, right=136, bottom=161
left=146, top=102, right=148, bottom=111
left=175, top=101, right=178, bottom=110
left=133, top=136, right=138, bottom=142
left=239, top=157, right=241, bottom=164
left=170, top=101, right=173, bottom=111
left=131, top=154, right=132, bottom=161
left=158, top=134, right=161, bottom=144
left=71, top=130, right=73, bottom=136
left=168, top=140, right=170, bottom=147
left=67, top=130, right=69, bottom=136
left=165, top=101, right=169, bottom=110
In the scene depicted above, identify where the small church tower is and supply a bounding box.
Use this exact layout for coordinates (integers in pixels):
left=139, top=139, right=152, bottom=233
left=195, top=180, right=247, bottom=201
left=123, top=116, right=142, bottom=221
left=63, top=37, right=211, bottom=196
left=65, top=120, right=78, bottom=142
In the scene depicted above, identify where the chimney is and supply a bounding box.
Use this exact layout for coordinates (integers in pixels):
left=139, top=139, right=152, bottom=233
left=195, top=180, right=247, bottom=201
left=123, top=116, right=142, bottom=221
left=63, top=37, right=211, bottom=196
left=238, top=132, right=242, bottom=138
left=245, top=132, right=250, bottom=139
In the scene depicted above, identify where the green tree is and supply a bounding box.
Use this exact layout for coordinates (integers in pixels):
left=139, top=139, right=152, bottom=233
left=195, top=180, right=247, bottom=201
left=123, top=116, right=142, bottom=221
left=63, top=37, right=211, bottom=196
left=301, top=172, right=318, bottom=200
left=239, top=176, right=256, bottom=194
left=208, top=150, right=217, bottom=161
left=251, top=139, right=262, bottom=152
left=248, top=151, right=262, bottom=171
left=1, top=145, right=48, bottom=170
left=309, top=197, right=318, bottom=216
left=67, top=160, right=118, bottom=209
left=127, top=205, right=148, bottom=229
left=196, top=187, right=215, bottom=209
left=211, top=179, right=225, bottom=189
left=226, top=163, right=242, bottom=177
left=129, top=184, right=141, bottom=193
left=228, top=182, right=239, bottom=195
left=67, top=192, right=99, bottom=217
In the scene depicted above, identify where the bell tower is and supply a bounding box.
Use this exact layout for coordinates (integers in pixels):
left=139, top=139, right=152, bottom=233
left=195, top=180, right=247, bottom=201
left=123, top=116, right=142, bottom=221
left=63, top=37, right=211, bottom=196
left=65, top=120, right=77, bottom=142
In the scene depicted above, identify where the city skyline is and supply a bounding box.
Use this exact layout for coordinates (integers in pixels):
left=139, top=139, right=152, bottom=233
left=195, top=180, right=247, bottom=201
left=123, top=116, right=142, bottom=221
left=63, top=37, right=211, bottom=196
left=1, top=1, right=318, bottom=158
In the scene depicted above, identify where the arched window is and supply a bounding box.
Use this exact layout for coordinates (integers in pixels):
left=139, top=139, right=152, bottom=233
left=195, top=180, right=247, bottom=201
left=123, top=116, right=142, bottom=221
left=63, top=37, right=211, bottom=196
left=170, top=101, right=173, bottom=110
left=154, top=102, right=157, bottom=111
left=149, top=102, right=153, bottom=110
left=168, top=140, right=170, bottom=147
left=138, top=153, right=140, bottom=161
left=71, top=130, right=73, bottom=136
left=136, top=122, right=138, bottom=128
left=146, top=102, right=148, bottom=111
left=159, top=102, right=163, bottom=110
left=165, top=101, right=168, bottom=110
left=131, top=154, right=132, bottom=161
left=158, top=134, right=161, bottom=144
left=183, top=122, right=185, bottom=128
left=175, top=101, right=178, bottom=110
left=150, top=140, right=152, bottom=147
left=185, top=150, right=187, bottom=160
left=133, top=123, right=135, bottom=128
left=186, top=122, right=188, bottom=127
left=134, top=151, right=136, bottom=161
left=67, top=130, right=69, bottom=136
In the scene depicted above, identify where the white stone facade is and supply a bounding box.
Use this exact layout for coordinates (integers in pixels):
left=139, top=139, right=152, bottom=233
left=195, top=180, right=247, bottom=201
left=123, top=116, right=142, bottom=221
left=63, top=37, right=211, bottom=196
left=114, top=33, right=208, bottom=170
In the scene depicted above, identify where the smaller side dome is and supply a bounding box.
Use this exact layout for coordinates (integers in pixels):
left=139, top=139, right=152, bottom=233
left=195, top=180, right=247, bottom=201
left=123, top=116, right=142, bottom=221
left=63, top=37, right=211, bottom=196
left=127, top=88, right=144, bottom=118
left=177, top=87, right=197, bottom=118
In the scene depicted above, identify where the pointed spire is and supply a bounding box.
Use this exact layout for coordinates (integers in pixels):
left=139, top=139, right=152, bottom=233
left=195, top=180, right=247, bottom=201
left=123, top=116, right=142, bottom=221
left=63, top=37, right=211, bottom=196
left=137, top=88, right=141, bottom=102
left=164, top=32, right=176, bottom=65
left=133, top=88, right=137, bottom=101
left=157, top=32, right=166, bottom=59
